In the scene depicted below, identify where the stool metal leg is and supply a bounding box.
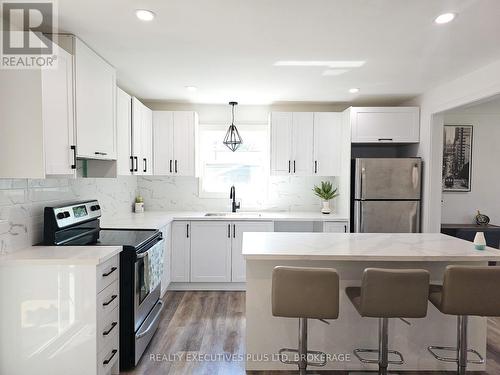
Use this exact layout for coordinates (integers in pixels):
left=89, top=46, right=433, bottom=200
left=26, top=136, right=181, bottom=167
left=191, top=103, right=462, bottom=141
left=298, top=317, right=307, bottom=375
left=378, top=318, right=389, bottom=375
left=457, top=315, right=468, bottom=375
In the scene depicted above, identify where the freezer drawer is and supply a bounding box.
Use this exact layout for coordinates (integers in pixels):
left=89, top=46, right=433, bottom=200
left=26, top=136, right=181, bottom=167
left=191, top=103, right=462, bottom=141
left=354, top=158, right=421, bottom=199
left=354, top=200, right=420, bottom=233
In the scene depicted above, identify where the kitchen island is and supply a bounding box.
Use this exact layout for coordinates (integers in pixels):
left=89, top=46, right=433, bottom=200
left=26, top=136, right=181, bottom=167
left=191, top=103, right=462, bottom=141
left=242, top=233, right=500, bottom=372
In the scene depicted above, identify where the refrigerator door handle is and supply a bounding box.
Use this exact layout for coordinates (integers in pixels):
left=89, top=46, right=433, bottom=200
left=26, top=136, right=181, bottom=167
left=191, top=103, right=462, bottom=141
left=354, top=201, right=363, bottom=233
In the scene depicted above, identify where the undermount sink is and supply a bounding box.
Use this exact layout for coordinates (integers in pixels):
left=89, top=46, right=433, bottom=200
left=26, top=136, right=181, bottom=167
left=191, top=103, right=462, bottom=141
left=204, top=212, right=262, bottom=217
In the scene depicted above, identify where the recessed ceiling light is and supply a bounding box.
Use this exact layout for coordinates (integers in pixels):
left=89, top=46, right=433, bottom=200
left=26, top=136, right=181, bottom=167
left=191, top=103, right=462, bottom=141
left=322, top=69, right=348, bottom=76
left=135, top=9, right=155, bottom=21
left=349, top=88, right=360, bottom=94
left=274, top=61, right=365, bottom=68
left=185, top=86, right=198, bottom=92
left=434, top=13, right=456, bottom=24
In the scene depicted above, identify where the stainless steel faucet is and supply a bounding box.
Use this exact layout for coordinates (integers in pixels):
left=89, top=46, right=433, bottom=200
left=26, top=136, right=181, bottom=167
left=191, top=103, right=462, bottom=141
left=230, top=185, right=240, bottom=213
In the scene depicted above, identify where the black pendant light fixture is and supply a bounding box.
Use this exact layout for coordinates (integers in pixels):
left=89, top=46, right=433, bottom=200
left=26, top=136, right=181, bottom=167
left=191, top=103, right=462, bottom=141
left=223, top=101, right=243, bottom=152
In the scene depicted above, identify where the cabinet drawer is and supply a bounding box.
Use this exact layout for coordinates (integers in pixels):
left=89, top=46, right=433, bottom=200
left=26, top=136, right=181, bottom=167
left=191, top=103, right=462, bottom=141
left=98, top=333, right=119, bottom=375
left=98, top=281, right=119, bottom=320
left=98, top=307, right=119, bottom=353
left=97, top=255, right=119, bottom=293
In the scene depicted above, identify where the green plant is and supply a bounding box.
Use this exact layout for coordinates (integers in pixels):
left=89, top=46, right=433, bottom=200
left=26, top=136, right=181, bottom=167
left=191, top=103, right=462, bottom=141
left=313, top=181, right=339, bottom=201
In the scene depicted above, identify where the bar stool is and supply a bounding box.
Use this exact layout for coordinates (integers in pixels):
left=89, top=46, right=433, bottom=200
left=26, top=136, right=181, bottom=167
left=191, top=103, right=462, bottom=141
left=346, top=268, right=430, bottom=374
left=272, top=266, right=339, bottom=375
left=428, top=265, right=500, bottom=375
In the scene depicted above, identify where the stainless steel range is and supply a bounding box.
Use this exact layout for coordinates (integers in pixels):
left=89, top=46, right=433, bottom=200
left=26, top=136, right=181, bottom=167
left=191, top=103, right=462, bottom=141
left=42, top=200, right=164, bottom=370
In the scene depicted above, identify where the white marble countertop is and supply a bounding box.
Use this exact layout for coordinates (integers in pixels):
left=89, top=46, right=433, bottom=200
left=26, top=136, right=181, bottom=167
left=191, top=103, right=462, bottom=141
left=242, top=232, right=500, bottom=261
left=100, top=211, right=348, bottom=230
left=0, top=245, right=122, bottom=266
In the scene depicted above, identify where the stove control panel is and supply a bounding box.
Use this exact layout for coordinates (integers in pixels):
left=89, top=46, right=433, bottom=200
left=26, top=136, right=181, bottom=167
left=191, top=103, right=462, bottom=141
left=51, top=200, right=102, bottom=228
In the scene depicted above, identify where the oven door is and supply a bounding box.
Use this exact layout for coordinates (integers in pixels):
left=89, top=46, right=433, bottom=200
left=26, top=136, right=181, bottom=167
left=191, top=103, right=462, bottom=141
left=134, top=237, right=164, bottom=332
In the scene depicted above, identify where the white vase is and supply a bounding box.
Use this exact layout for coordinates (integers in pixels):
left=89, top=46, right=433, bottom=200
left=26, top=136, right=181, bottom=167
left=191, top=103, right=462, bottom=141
left=474, top=232, right=486, bottom=250
left=321, top=200, right=331, bottom=214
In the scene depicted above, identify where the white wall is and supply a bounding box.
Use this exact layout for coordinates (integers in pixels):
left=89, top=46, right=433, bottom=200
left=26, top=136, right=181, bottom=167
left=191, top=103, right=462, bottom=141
left=441, top=98, right=500, bottom=224
left=405, top=58, right=500, bottom=232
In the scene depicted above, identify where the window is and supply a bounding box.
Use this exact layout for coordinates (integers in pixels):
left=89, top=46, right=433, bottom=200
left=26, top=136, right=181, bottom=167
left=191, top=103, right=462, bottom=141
left=198, top=123, right=269, bottom=201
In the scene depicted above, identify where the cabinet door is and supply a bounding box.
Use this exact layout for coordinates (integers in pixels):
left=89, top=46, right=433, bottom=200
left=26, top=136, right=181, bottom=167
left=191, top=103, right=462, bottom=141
left=292, top=112, right=314, bottom=175
left=350, top=107, right=420, bottom=143
left=323, top=221, right=349, bottom=233
left=190, top=221, right=232, bottom=282
left=313, top=112, right=342, bottom=176
left=42, top=47, right=76, bottom=176
left=232, top=221, right=274, bottom=282
left=74, top=38, right=116, bottom=159
left=171, top=221, right=191, bottom=282
left=141, top=105, right=153, bottom=175
left=153, top=111, right=174, bottom=175
left=173, top=111, right=195, bottom=176
left=131, top=97, right=143, bottom=175
left=270, top=112, right=293, bottom=175
left=116, top=87, right=132, bottom=175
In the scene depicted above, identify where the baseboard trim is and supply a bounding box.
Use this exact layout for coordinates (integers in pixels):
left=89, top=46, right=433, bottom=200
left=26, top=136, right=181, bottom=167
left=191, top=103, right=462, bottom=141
left=167, top=282, right=246, bottom=291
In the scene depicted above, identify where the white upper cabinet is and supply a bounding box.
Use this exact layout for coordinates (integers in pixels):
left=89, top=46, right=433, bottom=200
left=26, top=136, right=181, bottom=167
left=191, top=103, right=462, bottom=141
left=42, top=47, right=76, bottom=177
left=72, top=37, right=117, bottom=159
left=152, top=111, right=196, bottom=176
left=313, top=112, right=342, bottom=176
left=350, top=107, right=420, bottom=143
left=116, top=87, right=132, bottom=175
left=131, top=97, right=153, bottom=175
left=270, top=112, right=293, bottom=174
left=292, top=112, right=314, bottom=175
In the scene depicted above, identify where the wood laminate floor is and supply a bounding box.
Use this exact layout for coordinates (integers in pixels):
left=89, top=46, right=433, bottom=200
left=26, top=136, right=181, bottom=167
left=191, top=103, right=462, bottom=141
left=122, top=291, right=500, bottom=375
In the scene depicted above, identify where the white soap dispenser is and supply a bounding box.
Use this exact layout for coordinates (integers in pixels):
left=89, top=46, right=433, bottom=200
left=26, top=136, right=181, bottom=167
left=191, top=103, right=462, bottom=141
left=474, top=232, right=486, bottom=250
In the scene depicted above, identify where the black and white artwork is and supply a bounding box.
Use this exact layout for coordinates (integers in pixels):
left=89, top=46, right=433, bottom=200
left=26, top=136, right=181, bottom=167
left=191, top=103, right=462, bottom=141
left=442, top=125, right=473, bottom=192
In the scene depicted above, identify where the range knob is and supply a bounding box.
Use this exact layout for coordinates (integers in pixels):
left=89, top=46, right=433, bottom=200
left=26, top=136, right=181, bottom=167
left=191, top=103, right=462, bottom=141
left=90, top=205, right=101, bottom=211
left=56, top=212, right=65, bottom=220
left=63, top=211, right=70, bottom=218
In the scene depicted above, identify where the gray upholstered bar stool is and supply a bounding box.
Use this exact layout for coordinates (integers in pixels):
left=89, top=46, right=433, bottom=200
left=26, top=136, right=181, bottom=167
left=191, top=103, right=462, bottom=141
left=272, top=266, right=339, bottom=375
left=346, top=268, right=430, bottom=374
left=428, top=265, right=500, bottom=375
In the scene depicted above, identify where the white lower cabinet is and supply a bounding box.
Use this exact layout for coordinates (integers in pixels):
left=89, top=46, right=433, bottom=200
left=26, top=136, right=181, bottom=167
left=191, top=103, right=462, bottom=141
left=159, top=224, right=172, bottom=295
left=190, top=221, right=232, bottom=282
left=323, top=221, right=349, bottom=233
left=171, top=221, right=191, bottom=282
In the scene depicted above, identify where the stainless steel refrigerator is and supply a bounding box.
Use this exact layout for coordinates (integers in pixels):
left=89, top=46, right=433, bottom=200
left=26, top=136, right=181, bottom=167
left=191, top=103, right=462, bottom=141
left=352, top=158, right=422, bottom=233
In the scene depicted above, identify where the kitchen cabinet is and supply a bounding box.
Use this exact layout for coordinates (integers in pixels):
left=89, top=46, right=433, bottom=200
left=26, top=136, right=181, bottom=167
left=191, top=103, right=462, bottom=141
left=159, top=224, right=172, bottom=295
left=171, top=221, right=191, bottom=282
left=190, top=221, right=232, bottom=282
left=323, top=221, right=349, bottom=233
left=153, top=111, right=197, bottom=176
left=349, top=107, right=420, bottom=143
left=71, top=36, right=117, bottom=159
left=313, top=112, right=342, bottom=176
left=231, top=221, right=273, bottom=282
left=131, top=97, right=153, bottom=175
left=116, top=87, right=133, bottom=175
left=270, top=112, right=313, bottom=175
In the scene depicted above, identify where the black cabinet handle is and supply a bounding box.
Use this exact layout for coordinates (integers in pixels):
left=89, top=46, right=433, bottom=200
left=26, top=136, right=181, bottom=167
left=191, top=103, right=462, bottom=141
left=344, top=225, right=347, bottom=233
left=169, top=160, right=172, bottom=173
left=233, top=224, right=236, bottom=238
left=103, top=349, right=118, bottom=365
left=288, top=160, right=291, bottom=173
left=102, top=267, right=117, bottom=277
left=134, top=156, right=138, bottom=172
left=378, top=138, right=393, bottom=141
left=102, top=294, right=117, bottom=307
left=186, top=223, right=189, bottom=238
left=143, top=158, right=147, bottom=173
left=70, top=145, right=77, bottom=169
left=314, top=161, right=317, bottom=174
left=293, top=160, right=296, bottom=173
left=129, top=156, right=134, bottom=172
left=175, top=160, right=178, bottom=173
left=228, top=224, right=231, bottom=238
left=102, top=322, right=117, bottom=336
left=94, top=151, right=108, bottom=156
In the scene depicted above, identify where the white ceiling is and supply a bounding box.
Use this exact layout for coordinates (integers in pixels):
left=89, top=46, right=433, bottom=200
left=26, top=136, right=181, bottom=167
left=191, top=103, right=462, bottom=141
left=56, top=0, right=500, bottom=104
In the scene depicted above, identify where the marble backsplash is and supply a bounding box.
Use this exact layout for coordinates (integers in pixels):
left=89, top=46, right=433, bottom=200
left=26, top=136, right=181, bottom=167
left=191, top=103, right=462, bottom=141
left=0, top=177, right=137, bottom=254
left=138, top=176, right=337, bottom=213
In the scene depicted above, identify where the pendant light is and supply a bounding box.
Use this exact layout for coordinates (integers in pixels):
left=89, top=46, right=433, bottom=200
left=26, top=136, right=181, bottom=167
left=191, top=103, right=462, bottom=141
left=223, top=101, right=243, bottom=152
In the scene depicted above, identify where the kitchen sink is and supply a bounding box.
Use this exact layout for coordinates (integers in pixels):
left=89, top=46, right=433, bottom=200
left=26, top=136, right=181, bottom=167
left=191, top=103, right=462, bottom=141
left=204, top=212, right=262, bottom=218
left=204, top=213, right=228, bottom=217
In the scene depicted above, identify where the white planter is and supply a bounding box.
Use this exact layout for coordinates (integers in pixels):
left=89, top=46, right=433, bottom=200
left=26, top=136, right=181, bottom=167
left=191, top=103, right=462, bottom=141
left=474, top=232, right=486, bottom=250
left=321, top=200, right=331, bottom=214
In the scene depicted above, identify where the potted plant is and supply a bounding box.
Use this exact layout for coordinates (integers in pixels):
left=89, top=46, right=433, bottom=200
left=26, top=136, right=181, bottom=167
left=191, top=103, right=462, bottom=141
left=313, top=181, right=339, bottom=214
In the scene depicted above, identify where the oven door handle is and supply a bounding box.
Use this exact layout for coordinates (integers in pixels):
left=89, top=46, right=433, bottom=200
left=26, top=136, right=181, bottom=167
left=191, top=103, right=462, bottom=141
left=136, top=251, right=148, bottom=259
left=136, top=300, right=164, bottom=339
left=136, top=237, right=164, bottom=260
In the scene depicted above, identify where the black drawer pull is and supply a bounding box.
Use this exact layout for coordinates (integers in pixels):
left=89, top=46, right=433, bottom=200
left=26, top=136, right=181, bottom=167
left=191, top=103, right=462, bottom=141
left=378, top=138, right=393, bottom=141
left=102, top=267, right=117, bottom=277
left=94, top=151, right=108, bottom=156
left=103, top=349, right=118, bottom=365
left=103, top=321, right=118, bottom=336
left=103, top=294, right=117, bottom=307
